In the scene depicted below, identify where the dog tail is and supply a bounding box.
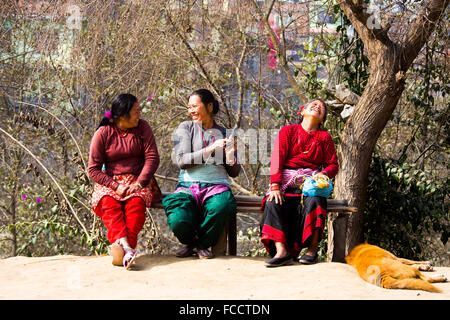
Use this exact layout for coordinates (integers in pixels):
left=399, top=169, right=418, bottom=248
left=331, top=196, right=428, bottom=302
left=379, top=274, right=442, bottom=293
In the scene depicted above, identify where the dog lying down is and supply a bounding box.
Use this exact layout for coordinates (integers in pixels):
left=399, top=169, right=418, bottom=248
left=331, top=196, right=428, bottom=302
left=345, top=244, right=447, bottom=293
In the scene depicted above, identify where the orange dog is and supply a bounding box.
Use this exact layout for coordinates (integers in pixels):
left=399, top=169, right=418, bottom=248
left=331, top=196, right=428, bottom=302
left=345, top=244, right=447, bottom=293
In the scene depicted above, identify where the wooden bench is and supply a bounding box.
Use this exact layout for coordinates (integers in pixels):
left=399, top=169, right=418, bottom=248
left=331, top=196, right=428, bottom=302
left=151, top=192, right=357, bottom=258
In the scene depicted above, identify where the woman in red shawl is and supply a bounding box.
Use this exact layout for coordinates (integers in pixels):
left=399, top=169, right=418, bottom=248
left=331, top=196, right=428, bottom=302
left=260, top=99, right=338, bottom=267
left=88, top=93, right=160, bottom=269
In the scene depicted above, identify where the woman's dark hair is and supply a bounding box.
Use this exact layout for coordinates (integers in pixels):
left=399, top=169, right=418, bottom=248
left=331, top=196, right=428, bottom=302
left=97, top=93, right=138, bottom=129
left=298, top=99, right=328, bottom=129
left=189, top=89, right=219, bottom=115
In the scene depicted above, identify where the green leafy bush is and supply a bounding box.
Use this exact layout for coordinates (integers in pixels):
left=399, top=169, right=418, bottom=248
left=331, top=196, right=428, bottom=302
left=364, top=156, right=449, bottom=262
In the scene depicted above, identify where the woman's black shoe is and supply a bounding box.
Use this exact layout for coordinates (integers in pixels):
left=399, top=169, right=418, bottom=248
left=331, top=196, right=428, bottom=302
left=264, top=255, right=293, bottom=267
left=299, top=253, right=318, bottom=264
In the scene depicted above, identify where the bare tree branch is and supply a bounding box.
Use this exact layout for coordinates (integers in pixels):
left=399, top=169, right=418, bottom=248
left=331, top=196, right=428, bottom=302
left=251, top=0, right=308, bottom=104
left=400, top=0, right=449, bottom=69
left=164, top=6, right=234, bottom=127
left=0, top=126, right=91, bottom=242
left=337, top=0, right=392, bottom=52
left=235, top=37, right=248, bottom=127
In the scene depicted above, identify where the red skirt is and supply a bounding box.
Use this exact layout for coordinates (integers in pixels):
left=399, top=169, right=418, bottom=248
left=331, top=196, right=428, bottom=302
left=91, top=174, right=160, bottom=211
left=259, top=192, right=327, bottom=258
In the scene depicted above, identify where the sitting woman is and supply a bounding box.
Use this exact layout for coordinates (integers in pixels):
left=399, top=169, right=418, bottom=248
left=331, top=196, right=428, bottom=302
left=163, top=89, right=240, bottom=259
left=88, top=93, right=160, bottom=269
left=260, top=99, right=338, bottom=267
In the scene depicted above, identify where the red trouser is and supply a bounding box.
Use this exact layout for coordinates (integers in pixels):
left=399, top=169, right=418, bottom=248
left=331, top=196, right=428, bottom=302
left=93, top=196, right=146, bottom=249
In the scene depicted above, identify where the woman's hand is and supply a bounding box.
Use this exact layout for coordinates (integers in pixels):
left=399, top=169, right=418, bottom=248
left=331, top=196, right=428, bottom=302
left=125, top=183, right=143, bottom=196
left=204, top=139, right=226, bottom=159
left=205, top=138, right=234, bottom=163
left=267, top=184, right=283, bottom=205
left=225, top=138, right=237, bottom=165
left=115, top=184, right=130, bottom=197
left=211, top=138, right=228, bottom=150
left=313, top=172, right=329, bottom=180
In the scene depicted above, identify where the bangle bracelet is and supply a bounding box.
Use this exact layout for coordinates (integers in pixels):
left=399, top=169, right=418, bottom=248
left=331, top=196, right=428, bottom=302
left=270, top=185, right=280, bottom=191
left=111, top=182, right=119, bottom=191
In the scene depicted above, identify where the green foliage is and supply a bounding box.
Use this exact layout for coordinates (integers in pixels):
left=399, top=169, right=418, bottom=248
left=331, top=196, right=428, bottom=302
left=398, top=18, right=449, bottom=164
left=294, top=36, right=333, bottom=102
left=364, top=156, right=449, bottom=261
left=0, top=179, right=109, bottom=257
left=0, top=215, right=105, bottom=256
left=334, top=4, right=369, bottom=96
left=238, top=226, right=267, bottom=257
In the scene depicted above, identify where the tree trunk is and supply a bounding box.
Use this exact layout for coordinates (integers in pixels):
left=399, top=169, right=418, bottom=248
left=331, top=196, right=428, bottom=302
left=328, top=0, right=448, bottom=262
left=330, top=44, right=406, bottom=261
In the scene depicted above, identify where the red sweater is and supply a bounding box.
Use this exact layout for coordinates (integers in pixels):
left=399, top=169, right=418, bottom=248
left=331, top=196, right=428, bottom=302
left=270, top=124, right=338, bottom=184
left=88, top=119, right=160, bottom=188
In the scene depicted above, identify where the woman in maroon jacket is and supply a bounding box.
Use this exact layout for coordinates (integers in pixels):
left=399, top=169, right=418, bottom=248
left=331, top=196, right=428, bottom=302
left=88, top=93, right=160, bottom=269
left=260, top=99, right=338, bottom=267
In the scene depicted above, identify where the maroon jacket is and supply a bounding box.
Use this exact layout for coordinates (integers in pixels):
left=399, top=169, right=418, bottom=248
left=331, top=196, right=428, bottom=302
left=88, top=119, right=160, bottom=188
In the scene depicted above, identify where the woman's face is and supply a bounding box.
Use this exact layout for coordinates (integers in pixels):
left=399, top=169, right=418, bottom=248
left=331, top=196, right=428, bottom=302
left=188, top=94, right=213, bottom=124
left=302, top=100, right=326, bottom=123
left=121, top=101, right=141, bottom=129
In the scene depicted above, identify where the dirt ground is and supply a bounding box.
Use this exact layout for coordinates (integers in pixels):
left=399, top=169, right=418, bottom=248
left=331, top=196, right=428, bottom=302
left=0, top=254, right=449, bottom=300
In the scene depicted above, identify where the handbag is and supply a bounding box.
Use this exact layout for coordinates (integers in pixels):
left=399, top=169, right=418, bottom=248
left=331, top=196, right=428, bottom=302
left=302, top=175, right=333, bottom=198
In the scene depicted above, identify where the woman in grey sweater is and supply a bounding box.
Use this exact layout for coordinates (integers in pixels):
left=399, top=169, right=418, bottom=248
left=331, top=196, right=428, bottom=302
left=163, top=89, right=240, bottom=259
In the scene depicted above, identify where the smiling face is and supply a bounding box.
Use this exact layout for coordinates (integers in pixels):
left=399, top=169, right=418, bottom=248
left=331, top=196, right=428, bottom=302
left=188, top=94, right=213, bottom=124
left=119, top=101, right=141, bottom=129
left=301, top=100, right=326, bottom=123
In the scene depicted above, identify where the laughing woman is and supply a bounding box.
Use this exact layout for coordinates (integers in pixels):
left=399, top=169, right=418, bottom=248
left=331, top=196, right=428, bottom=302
left=260, top=99, right=338, bottom=267
left=88, top=93, right=160, bottom=269
left=163, top=89, right=240, bottom=259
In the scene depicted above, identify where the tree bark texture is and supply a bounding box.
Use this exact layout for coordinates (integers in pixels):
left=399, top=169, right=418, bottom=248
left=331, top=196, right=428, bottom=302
left=330, top=0, right=449, bottom=262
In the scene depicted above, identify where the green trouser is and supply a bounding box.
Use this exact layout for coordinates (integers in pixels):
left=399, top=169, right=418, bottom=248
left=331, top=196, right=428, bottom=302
left=162, top=186, right=236, bottom=250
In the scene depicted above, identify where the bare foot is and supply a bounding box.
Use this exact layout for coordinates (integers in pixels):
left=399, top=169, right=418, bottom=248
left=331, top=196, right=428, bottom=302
left=123, top=247, right=137, bottom=270
left=111, top=243, right=125, bottom=266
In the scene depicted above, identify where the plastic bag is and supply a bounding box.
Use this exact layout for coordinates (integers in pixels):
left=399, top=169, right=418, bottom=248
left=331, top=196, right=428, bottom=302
left=302, top=176, right=333, bottom=198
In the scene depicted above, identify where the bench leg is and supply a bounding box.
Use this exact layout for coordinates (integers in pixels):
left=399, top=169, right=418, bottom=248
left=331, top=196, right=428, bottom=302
left=228, top=214, right=237, bottom=256
left=211, top=227, right=227, bottom=256
left=327, top=213, right=348, bottom=263
left=210, top=214, right=237, bottom=256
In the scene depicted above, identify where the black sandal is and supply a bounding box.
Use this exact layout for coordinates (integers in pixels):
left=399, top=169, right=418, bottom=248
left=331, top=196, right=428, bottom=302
left=299, top=253, right=318, bottom=265
left=264, top=255, right=293, bottom=267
